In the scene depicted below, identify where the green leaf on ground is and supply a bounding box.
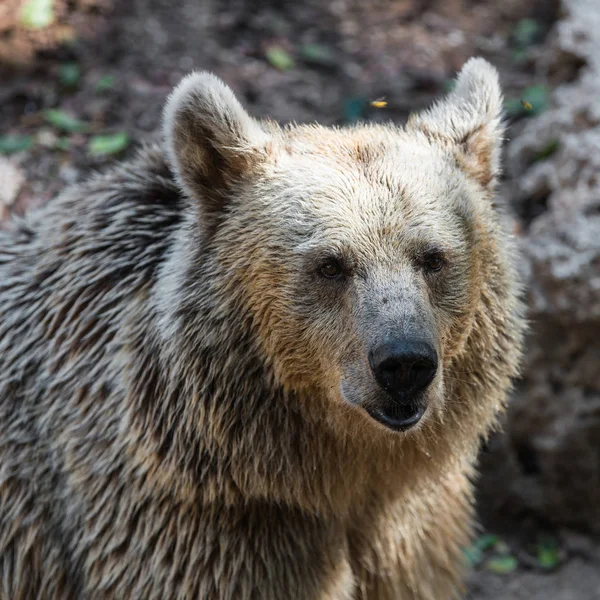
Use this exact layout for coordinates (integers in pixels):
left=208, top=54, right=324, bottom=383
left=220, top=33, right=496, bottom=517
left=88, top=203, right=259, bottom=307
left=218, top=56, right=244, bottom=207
left=536, top=536, right=560, bottom=570
left=474, top=534, right=500, bottom=552
left=44, top=109, right=88, bottom=133
left=88, top=132, right=130, bottom=156
left=96, top=75, right=116, bottom=92
left=485, top=555, right=518, bottom=575
left=511, top=48, right=529, bottom=65
left=537, top=545, right=560, bottom=570
left=522, top=84, right=549, bottom=114
left=301, top=43, right=335, bottom=66
left=343, top=97, right=366, bottom=123
left=265, top=46, right=295, bottom=71
left=463, top=534, right=500, bottom=566
left=513, top=18, right=541, bottom=48
left=19, top=0, right=55, bottom=30
left=0, top=135, right=34, bottom=155
left=59, top=63, right=81, bottom=88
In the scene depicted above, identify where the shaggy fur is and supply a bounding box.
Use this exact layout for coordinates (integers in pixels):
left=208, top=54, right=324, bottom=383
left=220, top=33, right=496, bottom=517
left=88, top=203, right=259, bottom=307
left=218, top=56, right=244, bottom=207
left=0, top=58, right=524, bottom=599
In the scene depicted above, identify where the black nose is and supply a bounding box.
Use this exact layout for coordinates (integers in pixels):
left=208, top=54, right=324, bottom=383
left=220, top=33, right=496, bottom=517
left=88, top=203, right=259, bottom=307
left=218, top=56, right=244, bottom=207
left=369, top=340, right=438, bottom=397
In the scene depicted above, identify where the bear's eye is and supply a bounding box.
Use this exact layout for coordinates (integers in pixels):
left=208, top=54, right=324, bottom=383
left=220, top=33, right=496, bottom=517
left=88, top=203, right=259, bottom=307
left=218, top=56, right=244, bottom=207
left=422, top=252, right=445, bottom=273
left=319, top=259, right=344, bottom=279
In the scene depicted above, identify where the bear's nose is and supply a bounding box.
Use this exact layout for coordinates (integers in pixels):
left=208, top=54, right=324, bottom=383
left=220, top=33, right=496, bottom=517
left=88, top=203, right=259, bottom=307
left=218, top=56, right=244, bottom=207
left=369, top=340, right=438, bottom=397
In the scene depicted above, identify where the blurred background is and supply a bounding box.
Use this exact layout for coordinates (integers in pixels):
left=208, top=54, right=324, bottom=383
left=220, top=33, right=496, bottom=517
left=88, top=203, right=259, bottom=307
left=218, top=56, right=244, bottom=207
left=0, top=0, right=598, bottom=598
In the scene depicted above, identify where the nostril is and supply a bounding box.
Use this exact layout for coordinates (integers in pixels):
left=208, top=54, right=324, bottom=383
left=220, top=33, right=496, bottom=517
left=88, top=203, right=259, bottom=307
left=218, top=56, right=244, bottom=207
left=380, top=357, right=433, bottom=389
left=411, top=358, right=436, bottom=388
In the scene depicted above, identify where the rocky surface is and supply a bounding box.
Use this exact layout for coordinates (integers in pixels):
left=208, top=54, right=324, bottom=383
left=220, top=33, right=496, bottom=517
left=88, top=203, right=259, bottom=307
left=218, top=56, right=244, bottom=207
left=478, top=0, right=600, bottom=536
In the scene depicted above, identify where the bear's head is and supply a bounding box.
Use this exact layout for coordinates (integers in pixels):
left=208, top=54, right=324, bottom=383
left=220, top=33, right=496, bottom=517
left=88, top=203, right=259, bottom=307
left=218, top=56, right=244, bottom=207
left=163, top=59, right=512, bottom=437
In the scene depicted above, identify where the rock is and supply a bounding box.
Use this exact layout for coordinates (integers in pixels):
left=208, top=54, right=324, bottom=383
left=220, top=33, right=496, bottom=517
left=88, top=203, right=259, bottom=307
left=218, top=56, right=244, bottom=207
left=478, top=0, right=600, bottom=533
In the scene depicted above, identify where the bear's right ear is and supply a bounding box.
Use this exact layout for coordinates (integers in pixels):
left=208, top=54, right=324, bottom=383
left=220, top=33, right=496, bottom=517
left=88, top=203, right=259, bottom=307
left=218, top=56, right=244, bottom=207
left=163, top=72, right=270, bottom=227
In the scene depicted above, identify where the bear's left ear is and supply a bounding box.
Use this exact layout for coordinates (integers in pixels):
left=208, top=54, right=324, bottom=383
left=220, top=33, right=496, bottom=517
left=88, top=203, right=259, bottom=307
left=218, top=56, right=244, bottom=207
left=407, top=58, right=504, bottom=190
left=163, top=72, right=271, bottom=228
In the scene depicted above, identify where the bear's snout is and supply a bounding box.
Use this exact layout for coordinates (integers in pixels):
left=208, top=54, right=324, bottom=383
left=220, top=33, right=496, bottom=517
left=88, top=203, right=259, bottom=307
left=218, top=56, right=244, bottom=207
left=366, top=339, right=438, bottom=431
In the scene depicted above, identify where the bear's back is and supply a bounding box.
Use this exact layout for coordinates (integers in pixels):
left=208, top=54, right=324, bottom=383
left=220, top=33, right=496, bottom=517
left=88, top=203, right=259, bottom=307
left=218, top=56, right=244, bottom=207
left=0, top=144, right=193, bottom=597
left=0, top=144, right=183, bottom=393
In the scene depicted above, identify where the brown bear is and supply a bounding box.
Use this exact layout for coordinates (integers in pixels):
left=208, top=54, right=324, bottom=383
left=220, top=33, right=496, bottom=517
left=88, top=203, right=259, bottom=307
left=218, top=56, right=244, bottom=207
left=0, top=58, right=524, bottom=599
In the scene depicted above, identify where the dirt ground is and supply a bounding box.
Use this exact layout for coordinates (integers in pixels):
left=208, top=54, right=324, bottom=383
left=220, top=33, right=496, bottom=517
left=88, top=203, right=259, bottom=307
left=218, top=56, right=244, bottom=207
left=1, top=0, right=599, bottom=598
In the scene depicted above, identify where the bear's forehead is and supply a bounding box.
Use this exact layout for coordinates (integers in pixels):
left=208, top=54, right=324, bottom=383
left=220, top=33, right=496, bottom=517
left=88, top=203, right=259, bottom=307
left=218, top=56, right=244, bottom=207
left=278, top=124, right=459, bottom=194
left=272, top=125, right=464, bottom=221
left=258, top=125, right=474, bottom=255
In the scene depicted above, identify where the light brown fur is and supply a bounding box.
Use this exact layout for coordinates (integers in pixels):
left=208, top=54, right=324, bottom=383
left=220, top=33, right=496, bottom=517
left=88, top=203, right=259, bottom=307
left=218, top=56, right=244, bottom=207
left=0, top=58, right=524, bottom=599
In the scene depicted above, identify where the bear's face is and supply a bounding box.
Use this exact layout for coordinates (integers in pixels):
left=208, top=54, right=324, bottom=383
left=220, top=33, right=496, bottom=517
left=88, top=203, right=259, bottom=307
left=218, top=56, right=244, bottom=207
left=164, top=59, right=504, bottom=434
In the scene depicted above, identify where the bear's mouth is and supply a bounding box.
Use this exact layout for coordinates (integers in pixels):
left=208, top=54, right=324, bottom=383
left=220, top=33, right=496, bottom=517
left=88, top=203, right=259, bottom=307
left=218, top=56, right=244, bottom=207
left=365, top=403, right=426, bottom=432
